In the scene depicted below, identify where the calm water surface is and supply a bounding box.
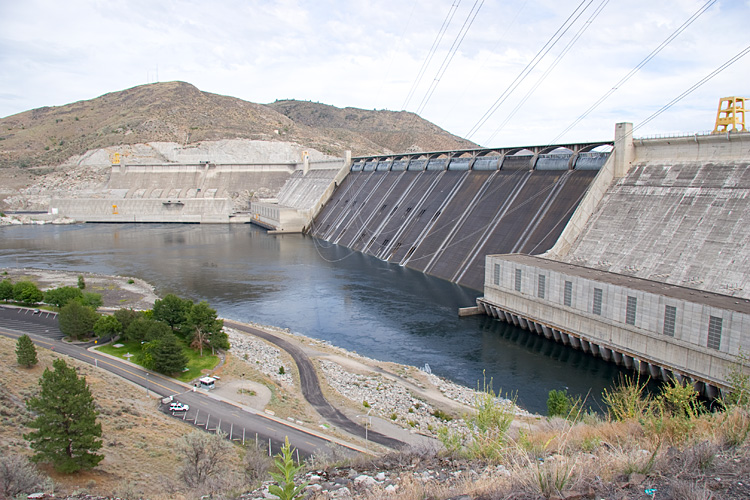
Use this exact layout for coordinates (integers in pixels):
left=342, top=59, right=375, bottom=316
left=0, top=223, right=629, bottom=413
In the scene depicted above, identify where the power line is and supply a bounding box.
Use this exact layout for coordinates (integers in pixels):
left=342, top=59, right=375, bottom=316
left=633, top=43, right=750, bottom=134
left=548, top=0, right=717, bottom=144
left=484, top=0, right=610, bottom=145
left=415, top=0, right=485, bottom=116
left=401, top=1, right=462, bottom=111
left=464, top=0, right=590, bottom=141
left=443, top=0, right=530, bottom=121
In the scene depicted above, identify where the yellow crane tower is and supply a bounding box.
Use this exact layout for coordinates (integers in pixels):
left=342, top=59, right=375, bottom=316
left=712, top=96, right=747, bottom=134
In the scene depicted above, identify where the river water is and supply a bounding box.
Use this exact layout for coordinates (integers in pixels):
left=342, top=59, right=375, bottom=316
left=0, top=223, right=629, bottom=413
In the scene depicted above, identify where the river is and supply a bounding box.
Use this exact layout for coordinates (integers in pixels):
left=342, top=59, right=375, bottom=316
left=0, top=222, right=629, bottom=413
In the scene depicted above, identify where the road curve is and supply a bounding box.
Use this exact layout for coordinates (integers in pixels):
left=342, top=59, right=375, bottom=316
left=0, top=306, right=365, bottom=458
left=226, top=320, right=406, bottom=450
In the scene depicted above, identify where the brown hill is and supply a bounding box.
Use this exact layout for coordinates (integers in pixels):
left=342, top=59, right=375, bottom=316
left=267, top=99, right=477, bottom=154
left=0, top=81, right=477, bottom=171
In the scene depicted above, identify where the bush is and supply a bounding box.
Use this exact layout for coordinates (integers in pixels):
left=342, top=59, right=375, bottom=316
left=0, top=454, right=49, bottom=498
left=547, top=389, right=572, bottom=418
left=13, top=280, right=43, bottom=304
left=78, top=292, right=103, bottom=310
left=602, top=374, right=651, bottom=422
left=44, top=286, right=83, bottom=308
left=0, top=279, right=14, bottom=300
left=93, top=315, right=122, bottom=338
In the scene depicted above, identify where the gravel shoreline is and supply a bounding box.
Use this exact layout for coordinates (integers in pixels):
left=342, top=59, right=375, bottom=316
left=3, top=267, right=531, bottom=442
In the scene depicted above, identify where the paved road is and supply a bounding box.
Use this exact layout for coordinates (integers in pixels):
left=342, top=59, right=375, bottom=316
left=0, top=306, right=364, bottom=458
left=226, top=320, right=406, bottom=450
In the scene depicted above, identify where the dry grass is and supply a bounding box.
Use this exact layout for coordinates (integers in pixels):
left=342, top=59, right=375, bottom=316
left=0, top=335, right=245, bottom=498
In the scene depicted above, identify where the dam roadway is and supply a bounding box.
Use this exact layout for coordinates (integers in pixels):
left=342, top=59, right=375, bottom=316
left=0, top=306, right=378, bottom=458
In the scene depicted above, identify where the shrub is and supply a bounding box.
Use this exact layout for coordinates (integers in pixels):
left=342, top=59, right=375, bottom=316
left=602, top=374, right=651, bottom=421
left=13, top=280, right=43, bottom=304
left=547, top=389, right=572, bottom=418
left=0, top=454, right=49, bottom=498
left=269, top=437, right=307, bottom=500
left=43, top=286, right=83, bottom=307
left=0, top=279, right=14, bottom=300
left=723, top=349, right=750, bottom=409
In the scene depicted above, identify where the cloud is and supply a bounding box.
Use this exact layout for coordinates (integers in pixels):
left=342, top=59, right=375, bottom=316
left=1, top=0, right=747, bottom=146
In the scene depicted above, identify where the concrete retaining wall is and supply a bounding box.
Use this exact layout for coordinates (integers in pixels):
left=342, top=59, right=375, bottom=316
left=481, top=254, right=750, bottom=392
left=51, top=198, right=235, bottom=223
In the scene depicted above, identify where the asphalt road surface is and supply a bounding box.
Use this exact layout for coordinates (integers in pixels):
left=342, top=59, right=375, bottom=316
left=0, top=305, right=365, bottom=458
left=226, top=320, right=406, bottom=449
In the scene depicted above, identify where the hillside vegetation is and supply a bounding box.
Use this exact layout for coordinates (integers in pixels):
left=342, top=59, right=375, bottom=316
left=0, top=81, right=477, bottom=171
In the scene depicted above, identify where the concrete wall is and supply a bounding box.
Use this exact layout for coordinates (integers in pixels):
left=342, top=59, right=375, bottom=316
left=481, top=254, right=750, bottom=390
left=51, top=198, right=235, bottom=223
left=248, top=158, right=349, bottom=233
left=107, top=163, right=295, bottom=200
left=52, top=160, right=348, bottom=224
left=544, top=123, right=631, bottom=259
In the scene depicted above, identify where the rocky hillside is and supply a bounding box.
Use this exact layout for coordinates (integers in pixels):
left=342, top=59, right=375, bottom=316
left=267, top=99, right=476, bottom=154
left=0, top=81, right=477, bottom=171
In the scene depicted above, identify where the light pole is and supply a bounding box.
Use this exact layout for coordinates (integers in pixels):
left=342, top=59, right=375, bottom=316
left=357, top=410, right=372, bottom=445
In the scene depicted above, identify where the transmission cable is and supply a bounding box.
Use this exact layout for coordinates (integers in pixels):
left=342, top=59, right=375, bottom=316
left=464, top=0, right=590, bottom=141
left=548, top=0, right=717, bottom=144
left=401, top=1, right=462, bottom=111
left=415, top=0, right=485, bottom=116
left=633, top=43, right=750, bottom=134
left=484, top=0, right=610, bottom=145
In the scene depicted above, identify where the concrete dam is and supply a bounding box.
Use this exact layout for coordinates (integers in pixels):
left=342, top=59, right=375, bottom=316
left=478, top=124, right=750, bottom=398
left=308, top=144, right=610, bottom=291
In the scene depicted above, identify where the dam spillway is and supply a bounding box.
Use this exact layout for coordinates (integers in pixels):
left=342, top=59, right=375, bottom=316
left=308, top=149, right=608, bottom=290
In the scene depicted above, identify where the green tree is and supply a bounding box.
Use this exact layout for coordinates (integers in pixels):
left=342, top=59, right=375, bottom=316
left=123, top=317, right=151, bottom=343
left=152, top=333, right=188, bottom=374
left=123, top=317, right=171, bottom=343
left=24, top=359, right=103, bottom=473
left=77, top=275, right=86, bottom=290
left=16, top=334, right=38, bottom=368
left=13, top=281, right=43, bottom=304
left=152, top=294, right=192, bottom=335
left=113, top=308, right=143, bottom=333
left=187, top=301, right=225, bottom=356
left=77, top=292, right=103, bottom=310
left=93, top=315, right=122, bottom=338
left=43, top=286, right=83, bottom=308
left=0, top=279, right=14, bottom=300
left=145, top=320, right=172, bottom=341
left=58, top=301, right=99, bottom=340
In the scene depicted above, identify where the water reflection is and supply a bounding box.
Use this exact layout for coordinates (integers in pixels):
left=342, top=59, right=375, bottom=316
left=0, top=223, right=629, bottom=413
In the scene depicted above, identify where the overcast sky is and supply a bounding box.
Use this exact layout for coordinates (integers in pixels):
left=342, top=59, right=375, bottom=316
left=1, top=0, right=747, bottom=147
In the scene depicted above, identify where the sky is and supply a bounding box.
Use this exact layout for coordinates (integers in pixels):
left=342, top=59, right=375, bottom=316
left=0, top=0, right=748, bottom=148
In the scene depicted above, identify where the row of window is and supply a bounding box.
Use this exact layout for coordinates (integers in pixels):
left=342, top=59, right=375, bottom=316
left=494, top=264, right=724, bottom=351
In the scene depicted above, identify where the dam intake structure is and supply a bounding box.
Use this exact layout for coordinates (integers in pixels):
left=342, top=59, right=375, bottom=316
left=308, top=143, right=611, bottom=291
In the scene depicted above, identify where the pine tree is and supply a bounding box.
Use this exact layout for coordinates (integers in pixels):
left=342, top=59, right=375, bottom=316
left=15, top=334, right=38, bottom=368
left=24, top=359, right=103, bottom=473
left=152, top=333, right=189, bottom=374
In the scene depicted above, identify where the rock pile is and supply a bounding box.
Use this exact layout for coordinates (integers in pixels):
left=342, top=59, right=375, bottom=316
left=242, top=457, right=510, bottom=499
left=226, top=327, right=294, bottom=386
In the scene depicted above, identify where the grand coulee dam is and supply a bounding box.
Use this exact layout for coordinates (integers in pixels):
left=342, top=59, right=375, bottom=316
left=43, top=99, right=750, bottom=400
